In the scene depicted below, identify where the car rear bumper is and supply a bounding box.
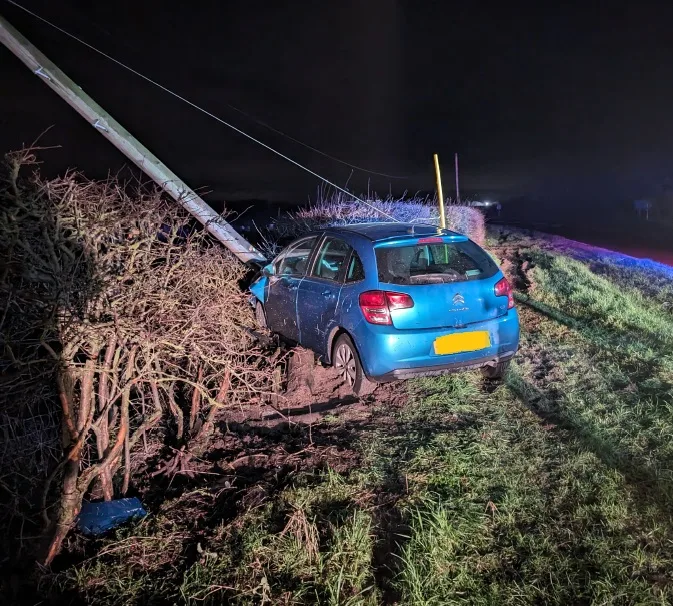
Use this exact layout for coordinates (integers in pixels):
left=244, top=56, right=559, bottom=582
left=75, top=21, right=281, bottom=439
left=353, top=309, right=520, bottom=381
left=372, top=350, right=517, bottom=382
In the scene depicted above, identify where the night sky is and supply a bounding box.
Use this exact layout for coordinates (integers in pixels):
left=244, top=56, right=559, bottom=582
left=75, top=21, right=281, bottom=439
left=2, top=1, right=673, bottom=216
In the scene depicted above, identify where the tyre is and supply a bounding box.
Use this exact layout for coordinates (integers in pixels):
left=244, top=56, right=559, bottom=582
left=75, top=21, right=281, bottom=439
left=333, top=334, right=376, bottom=396
left=481, top=360, right=511, bottom=380
left=255, top=301, right=267, bottom=329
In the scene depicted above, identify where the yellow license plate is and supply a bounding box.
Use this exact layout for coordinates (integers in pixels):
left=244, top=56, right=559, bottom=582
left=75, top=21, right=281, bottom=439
left=433, top=331, right=491, bottom=355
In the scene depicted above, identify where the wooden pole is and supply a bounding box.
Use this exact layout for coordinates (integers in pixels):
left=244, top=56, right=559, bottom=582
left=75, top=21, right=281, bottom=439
left=0, top=14, right=265, bottom=264
left=454, top=152, right=461, bottom=205
left=433, top=154, right=446, bottom=229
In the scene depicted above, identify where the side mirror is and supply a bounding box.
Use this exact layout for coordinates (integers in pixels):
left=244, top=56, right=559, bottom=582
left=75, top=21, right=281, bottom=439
left=262, top=263, right=274, bottom=277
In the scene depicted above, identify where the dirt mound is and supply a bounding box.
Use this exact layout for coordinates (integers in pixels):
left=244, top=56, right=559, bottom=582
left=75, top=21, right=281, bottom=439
left=491, top=232, right=537, bottom=293
left=221, top=347, right=396, bottom=428
left=284, top=347, right=349, bottom=405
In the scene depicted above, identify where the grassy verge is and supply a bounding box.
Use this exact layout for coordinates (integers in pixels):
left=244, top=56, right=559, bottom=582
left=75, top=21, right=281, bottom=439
left=53, top=229, right=673, bottom=604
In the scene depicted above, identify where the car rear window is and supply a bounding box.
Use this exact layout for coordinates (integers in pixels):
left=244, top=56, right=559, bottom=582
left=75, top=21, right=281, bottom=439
left=375, top=240, right=498, bottom=285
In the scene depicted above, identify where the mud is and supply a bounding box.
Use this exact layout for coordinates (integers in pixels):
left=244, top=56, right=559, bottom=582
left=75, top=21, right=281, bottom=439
left=134, top=348, right=408, bottom=527
left=221, top=347, right=403, bottom=429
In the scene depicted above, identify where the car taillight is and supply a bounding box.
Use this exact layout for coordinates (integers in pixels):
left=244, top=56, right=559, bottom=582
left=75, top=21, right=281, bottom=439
left=359, top=290, right=414, bottom=325
left=385, top=292, right=415, bottom=310
left=494, top=277, right=515, bottom=309
left=359, top=291, right=388, bottom=324
left=417, top=237, right=444, bottom=244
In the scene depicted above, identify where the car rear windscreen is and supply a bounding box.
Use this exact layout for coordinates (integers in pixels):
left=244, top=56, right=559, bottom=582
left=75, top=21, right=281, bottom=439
left=375, top=240, right=498, bottom=285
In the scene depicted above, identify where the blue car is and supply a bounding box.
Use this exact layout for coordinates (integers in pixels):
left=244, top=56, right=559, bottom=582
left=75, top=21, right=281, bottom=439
left=249, top=223, right=519, bottom=394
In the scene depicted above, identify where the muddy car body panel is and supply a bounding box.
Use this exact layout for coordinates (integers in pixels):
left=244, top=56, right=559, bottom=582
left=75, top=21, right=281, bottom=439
left=249, top=223, right=520, bottom=382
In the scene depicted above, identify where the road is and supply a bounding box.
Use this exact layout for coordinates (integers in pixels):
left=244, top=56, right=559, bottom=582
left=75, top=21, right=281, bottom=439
left=585, top=243, right=673, bottom=267
left=490, top=216, right=673, bottom=268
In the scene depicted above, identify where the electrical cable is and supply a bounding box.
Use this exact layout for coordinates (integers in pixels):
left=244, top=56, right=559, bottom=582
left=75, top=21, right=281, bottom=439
left=58, top=2, right=409, bottom=180
left=5, top=0, right=401, bottom=222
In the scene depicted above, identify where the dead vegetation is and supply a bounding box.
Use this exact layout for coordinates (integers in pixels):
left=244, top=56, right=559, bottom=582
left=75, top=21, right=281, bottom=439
left=257, top=190, right=485, bottom=257
left=0, top=149, right=275, bottom=568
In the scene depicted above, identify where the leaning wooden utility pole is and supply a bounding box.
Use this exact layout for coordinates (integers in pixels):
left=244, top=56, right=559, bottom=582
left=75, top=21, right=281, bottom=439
left=0, top=14, right=265, bottom=264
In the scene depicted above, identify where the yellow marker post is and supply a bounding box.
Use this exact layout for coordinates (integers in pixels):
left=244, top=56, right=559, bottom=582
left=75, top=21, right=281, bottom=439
left=433, top=154, right=447, bottom=229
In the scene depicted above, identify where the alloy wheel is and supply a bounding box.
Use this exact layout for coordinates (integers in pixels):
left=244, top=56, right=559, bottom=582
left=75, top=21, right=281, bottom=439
left=334, top=343, right=357, bottom=386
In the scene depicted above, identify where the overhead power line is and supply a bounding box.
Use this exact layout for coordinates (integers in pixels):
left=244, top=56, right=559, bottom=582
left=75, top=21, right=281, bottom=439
left=223, top=104, right=408, bottom=180
left=4, top=0, right=402, bottom=222
left=61, top=1, right=408, bottom=180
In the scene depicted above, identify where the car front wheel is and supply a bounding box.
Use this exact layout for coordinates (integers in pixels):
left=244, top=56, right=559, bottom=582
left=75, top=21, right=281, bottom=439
left=333, top=334, right=376, bottom=396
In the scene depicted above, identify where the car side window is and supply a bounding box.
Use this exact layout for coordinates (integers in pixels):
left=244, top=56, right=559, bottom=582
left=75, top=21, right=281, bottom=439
left=345, top=251, right=365, bottom=283
left=311, top=237, right=352, bottom=281
left=275, top=236, right=317, bottom=276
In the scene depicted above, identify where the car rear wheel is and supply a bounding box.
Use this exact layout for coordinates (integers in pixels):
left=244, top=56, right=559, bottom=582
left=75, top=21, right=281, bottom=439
left=255, top=301, right=267, bottom=329
left=481, top=360, right=511, bottom=380
left=333, top=334, right=376, bottom=396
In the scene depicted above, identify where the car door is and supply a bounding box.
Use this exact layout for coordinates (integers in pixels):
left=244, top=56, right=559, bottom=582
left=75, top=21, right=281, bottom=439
left=265, top=236, right=318, bottom=340
left=296, top=237, right=353, bottom=354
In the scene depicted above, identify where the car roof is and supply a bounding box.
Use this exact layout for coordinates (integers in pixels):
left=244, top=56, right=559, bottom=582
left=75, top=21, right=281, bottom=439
left=329, top=222, right=464, bottom=242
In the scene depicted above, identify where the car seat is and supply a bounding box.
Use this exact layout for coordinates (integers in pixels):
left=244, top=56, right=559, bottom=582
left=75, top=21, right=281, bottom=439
left=295, top=258, right=307, bottom=275
left=387, top=249, right=411, bottom=283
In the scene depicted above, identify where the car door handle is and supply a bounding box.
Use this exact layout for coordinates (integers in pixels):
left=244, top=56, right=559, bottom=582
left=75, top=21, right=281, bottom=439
left=288, top=283, right=298, bottom=291
left=321, top=290, right=333, bottom=298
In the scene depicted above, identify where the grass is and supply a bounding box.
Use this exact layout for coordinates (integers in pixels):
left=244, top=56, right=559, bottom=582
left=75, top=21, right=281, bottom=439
left=52, top=228, right=673, bottom=604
